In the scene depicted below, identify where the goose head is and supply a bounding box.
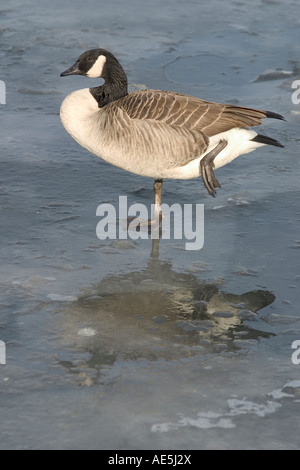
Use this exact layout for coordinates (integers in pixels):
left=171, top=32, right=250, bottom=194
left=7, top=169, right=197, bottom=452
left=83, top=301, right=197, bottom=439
left=60, top=48, right=124, bottom=80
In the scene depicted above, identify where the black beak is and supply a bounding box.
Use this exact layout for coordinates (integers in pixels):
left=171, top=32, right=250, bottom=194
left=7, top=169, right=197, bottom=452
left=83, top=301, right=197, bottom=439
left=60, top=61, right=82, bottom=77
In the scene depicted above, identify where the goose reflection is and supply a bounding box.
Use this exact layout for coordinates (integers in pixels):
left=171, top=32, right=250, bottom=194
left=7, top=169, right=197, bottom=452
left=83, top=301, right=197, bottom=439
left=57, top=259, right=275, bottom=383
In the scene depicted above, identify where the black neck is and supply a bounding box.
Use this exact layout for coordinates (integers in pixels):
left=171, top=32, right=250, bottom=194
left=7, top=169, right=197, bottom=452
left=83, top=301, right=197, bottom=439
left=89, top=67, right=128, bottom=108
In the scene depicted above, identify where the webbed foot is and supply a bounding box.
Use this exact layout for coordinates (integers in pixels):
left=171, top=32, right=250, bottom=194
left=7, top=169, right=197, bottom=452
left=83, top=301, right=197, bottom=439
left=200, top=139, right=227, bottom=197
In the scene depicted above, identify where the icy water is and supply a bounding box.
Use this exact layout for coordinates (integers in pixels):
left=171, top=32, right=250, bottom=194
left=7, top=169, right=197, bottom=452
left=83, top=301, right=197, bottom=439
left=0, top=0, right=300, bottom=450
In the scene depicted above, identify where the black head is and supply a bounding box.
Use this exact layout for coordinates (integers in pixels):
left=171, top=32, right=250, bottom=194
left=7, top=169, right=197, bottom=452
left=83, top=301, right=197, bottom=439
left=61, top=48, right=128, bottom=107
left=60, top=48, right=120, bottom=79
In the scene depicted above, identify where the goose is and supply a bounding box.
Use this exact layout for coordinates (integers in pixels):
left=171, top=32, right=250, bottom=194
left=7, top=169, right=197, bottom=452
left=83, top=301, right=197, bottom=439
left=60, top=48, right=284, bottom=218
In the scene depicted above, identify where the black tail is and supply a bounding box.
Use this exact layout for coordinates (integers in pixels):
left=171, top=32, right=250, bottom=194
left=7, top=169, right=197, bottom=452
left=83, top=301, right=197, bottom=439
left=252, top=134, right=284, bottom=148
left=265, top=110, right=286, bottom=121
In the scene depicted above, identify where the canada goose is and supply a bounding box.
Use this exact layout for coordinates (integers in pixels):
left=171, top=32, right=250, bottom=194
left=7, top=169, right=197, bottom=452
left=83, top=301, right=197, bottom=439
left=60, top=48, right=284, bottom=215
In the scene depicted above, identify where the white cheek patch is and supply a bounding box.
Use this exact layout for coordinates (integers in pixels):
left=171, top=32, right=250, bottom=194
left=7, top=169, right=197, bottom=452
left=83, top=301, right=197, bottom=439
left=87, top=55, right=107, bottom=78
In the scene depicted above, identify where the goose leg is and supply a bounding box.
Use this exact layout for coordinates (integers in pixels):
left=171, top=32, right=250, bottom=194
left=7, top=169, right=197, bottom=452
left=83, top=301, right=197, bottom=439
left=153, top=179, right=163, bottom=226
left=127, top=179, right=163, bottom=232
left=150, top=179, right=163, bottom=258
left=200, top=139, right=227, bottom=197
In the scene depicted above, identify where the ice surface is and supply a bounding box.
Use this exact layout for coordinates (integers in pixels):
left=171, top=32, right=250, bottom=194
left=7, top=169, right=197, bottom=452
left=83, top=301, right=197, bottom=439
left=0, top=0, right=299, bottom=451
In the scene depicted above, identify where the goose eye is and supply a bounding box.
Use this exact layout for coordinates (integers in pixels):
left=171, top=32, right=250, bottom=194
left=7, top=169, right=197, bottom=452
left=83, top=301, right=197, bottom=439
left=87, top=56, right=94, bottom=62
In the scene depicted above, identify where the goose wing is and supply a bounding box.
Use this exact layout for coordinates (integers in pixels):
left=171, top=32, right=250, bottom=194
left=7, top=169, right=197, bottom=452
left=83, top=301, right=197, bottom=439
left=118, top=89, right=269, bottom=137
left=103, top=89, right=273, bottom=173
left=102, top=103, right=209, bottom=171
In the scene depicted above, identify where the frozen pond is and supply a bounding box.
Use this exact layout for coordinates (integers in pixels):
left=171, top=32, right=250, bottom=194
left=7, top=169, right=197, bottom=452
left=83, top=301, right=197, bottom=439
left=0, top=0, right=300, bottom=450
